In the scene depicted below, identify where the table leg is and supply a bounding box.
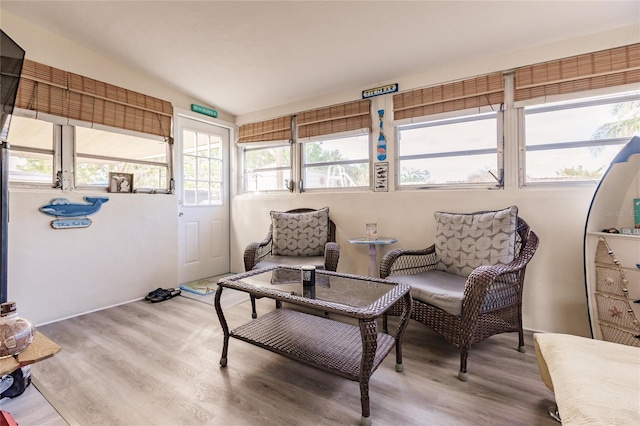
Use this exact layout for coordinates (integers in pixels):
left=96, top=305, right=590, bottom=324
left=358, top=318, right=378, bottom=425
left=214, top=286, right=229, bottom=367
left=394, top=291, right=413, bottom=372
left=368, top=244, right=378, bottom=278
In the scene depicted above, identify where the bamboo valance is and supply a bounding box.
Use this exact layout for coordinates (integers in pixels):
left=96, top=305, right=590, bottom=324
left=393, top=73, right=504, bottom=121
left=238, top=116, right=292, bottom=143
left=297, top=99, right=371, bottom=139
left=515, top=44, right=640, bottom=102
left=16, top=59, right=173, bottom=138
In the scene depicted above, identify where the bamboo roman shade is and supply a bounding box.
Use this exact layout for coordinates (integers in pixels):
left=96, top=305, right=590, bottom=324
left=297, top=99, right=371, bottom=139
left=515, top=44, right=640, bottom=102
left=393, top=73, right=504, bottom=121
left=238, top=116, right=292, bottom=143
left=16, top=59, right=173, bottom=138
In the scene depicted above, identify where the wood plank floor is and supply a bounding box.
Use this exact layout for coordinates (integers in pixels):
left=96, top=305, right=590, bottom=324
left=2, top=294, right=558, bottom=425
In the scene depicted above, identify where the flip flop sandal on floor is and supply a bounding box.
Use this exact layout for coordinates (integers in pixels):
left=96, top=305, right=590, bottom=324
left=145, top=288, right=169, bottom=300
left=145, top=288, right=170, bottom=302
left=145, top=288, right=181, bottom=303
left=146, top=288, right=166, bottom=298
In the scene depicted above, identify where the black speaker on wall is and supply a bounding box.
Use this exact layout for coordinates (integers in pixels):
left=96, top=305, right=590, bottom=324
left=1, top=29, right=26, bottom=304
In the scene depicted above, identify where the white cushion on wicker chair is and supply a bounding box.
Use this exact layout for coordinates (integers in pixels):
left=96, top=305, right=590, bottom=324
left=388, top=270, right=466, bottom=315
left=255, top=255, right=326, bottom=270
left=434, top=206, right=518, bottom=277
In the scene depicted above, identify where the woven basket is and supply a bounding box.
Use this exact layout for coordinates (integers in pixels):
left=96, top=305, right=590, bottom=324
left=600, top=322, right=640, bottom=347
left=594, top=237, right=640, bottom=347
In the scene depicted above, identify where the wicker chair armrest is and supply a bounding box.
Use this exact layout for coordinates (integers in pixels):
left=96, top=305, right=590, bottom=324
left=461, top=230, right=540, bottom=318
left=243, top=231, right=273, bottom=271
left=324, top=242, right=340, bottom=271
left=379, top=245, right=437, bottom=278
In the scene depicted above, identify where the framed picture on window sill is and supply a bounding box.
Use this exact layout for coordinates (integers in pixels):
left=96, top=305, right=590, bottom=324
left=108, top=172, right=134, bottom=193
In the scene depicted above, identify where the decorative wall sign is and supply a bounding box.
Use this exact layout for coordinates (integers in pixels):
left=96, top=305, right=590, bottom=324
left=191, top=103, right=218, bottom=118
left=374, top=162, right=388, bottom=192
left=108, top=172, right=133, bottom=193
left=40, top=197, right=109, bottom=217
left=51, top=219, right=92, bottom=229
left=362, top=83, right=398, bottom=99
left=377, top=109, right=387, bottom=161
left=39, top=196, right=109, bottom=229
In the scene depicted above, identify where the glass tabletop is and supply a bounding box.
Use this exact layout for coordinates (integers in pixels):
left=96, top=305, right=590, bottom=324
left=347, top=237, right=397, bottom=245
left=218, top=266, right=404, bottom=310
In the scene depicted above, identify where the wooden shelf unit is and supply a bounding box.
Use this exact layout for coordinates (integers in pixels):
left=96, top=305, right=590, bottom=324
left=584, top=137, right=640, bottom=346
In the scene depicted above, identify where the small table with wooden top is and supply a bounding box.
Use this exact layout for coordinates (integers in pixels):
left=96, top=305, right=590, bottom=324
left=0, top=332, right=61, bottom=376
left=0, top=332, right=60, bottom=426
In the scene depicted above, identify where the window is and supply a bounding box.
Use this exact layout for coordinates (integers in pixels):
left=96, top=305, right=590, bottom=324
left=7, top=115, right=56, bottom=185
left=393, top=72, right=504, bottom=189
left=75, top=126, right=169, bottom=189
left=302, top=133, right=370, bottom=189
left=7, top=113, right=171, bottom=191
left=239, top=100, right=372, bottom=193
left=238, top=116, right=293, bottom=193
left=523, top=91, right=639, bottom=184
left=243, top=143, right=291, bottom=192
left=397, top=112, right=500, bottom=187
left=9, top=59, right=174, bottom=192
left=182, top=128, right=222, bottom=205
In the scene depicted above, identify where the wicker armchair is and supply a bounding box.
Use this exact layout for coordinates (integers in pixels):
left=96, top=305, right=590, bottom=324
left=380, top=214, right=539, bottom=381
left=243, top=207, right=340, bottom=317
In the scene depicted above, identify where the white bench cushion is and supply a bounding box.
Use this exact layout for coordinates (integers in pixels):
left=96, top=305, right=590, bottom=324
left=534, top=333, right=640, bottom=426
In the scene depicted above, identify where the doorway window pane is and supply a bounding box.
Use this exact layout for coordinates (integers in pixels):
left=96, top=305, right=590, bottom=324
left=183, top=129, right=223, bottom=206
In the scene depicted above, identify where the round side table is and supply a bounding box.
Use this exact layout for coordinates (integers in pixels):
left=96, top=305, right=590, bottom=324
left=347, top=237, right=397, bottom=278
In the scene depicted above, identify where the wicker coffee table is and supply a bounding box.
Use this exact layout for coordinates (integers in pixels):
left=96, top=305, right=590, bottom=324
left=214, top=266, right=412, bottom=426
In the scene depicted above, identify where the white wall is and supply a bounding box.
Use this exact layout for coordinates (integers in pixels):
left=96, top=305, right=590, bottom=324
left=2, top=9, right=637, bottom=336
left=0, top=10, right=235, bottom=123
left=232, top=26, right=640, bottom=337
left=1, top=11, right=214, bottom=325
left=232, top=188, right=595, bottom=336
left=9, top=190, right=177, bottom=325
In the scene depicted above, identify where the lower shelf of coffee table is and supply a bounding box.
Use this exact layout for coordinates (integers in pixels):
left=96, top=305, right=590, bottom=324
left=230, top=308, right=395, bottom=381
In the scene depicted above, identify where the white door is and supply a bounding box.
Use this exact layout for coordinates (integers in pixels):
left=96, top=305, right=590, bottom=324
left=176, top=115, right=230, bottom=283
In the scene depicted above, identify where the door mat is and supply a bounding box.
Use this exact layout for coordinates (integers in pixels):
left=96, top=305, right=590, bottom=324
left=179, top=274, right=235, bottom=295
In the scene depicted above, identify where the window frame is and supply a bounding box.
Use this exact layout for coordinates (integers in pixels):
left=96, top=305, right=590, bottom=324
left=240, top=140, right=293, bottom=193
left=5, top=111, right=60, bottom=189
left=180, top=126, right=224, bottom=206
left=7, top=109, right=172, bottom=192
left=299, top=130, right=372, bottom=192
left=519, top=90, right=640, bottom=187
left=74, top=124, right=171, bottom=192
left=395, top=109, right=504, bottom=190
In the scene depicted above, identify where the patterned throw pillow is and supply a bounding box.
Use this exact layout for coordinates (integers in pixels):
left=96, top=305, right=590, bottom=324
left=434, top=206, right=518, bottom=277
left=271, top=207, right=330, bottom=256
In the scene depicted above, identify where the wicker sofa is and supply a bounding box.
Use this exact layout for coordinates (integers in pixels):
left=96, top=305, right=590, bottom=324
left=380, top=207, right=539, bottom=381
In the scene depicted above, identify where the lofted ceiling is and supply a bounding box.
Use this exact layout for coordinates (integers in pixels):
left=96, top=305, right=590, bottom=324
left=2, top=1, right=639, bottom=118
